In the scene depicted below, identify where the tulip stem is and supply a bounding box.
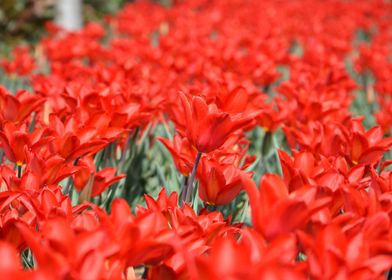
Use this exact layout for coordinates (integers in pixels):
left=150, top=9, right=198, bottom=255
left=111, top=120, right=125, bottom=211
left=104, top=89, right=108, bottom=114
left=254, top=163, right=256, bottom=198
left=184, top=152, right=202, bottom=205
left=205, top=203, right=217, bottom=212
left=63, top=158, right=80, bottom=195
left=180, top=176, right=189, bottom=204
left=17, top=165, right=22, bottom=178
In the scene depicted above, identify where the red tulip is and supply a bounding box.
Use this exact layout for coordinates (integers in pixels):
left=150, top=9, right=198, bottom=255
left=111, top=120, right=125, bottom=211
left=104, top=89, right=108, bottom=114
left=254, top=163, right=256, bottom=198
left=179, top=92, right=249, bottom=153
left=242, top=174, right=331, bottom=240
left=0, top=87, right=45, bottom=124
left=0, top=47, right=35, bottom=76
left=47, top=114, right=108, bottom=162
left=197, top=158, right=250, bottom=205
left=0, top=123, right=54, bottom=165
left=73, top=157, right=125, bottom=198
left=0, top=241, right=27, bottom=279
left=158, top=134, right=197, bottom=177
left=194, top=229, right=303, bottom=279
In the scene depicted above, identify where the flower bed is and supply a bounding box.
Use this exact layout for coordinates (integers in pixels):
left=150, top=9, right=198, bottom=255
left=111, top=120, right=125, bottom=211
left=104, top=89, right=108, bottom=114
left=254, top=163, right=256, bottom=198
left=0, top=0, right=391, bottom=279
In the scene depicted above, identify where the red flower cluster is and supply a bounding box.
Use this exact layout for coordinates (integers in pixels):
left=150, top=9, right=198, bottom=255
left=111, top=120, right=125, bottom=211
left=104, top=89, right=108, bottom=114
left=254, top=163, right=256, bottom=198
left=0, top=0, right=391, bottom=279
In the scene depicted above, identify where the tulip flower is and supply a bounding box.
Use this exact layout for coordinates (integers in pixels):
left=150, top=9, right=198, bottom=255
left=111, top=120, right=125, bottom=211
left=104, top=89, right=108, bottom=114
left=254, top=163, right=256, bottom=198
left=0, top=123, right=54, bottom=166
left=242, top=174, right=331, bottom=240
left=158, top=135, right=197, bottom=177
left=194, top=229, right=303, bottom=279
left=0, top=87, right=45, bottom=124
left=0, top=47, right=35, bottom=76
left=73, top=157, right=125, bottom=199
left=178, top=92, right=251, bottom=204
left=0, top=241, right=27, bottom=279
left=197, top=158, right=249, bottom=205
left=47, top=114, right=108, bottom=162
left=179, top=92, right=249, bottom=154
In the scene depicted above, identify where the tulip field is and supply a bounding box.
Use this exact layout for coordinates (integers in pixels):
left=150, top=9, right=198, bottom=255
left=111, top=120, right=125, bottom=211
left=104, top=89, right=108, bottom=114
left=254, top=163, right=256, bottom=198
left=0, top=0, right=392, bottom=279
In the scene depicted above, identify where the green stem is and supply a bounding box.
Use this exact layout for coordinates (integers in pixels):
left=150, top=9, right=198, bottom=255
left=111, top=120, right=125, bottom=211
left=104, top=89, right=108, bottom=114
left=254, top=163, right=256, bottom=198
left=179, top=176, right=189, bottom=204
left=184, top=152, right=202, bottom=205
left=63, top=158, right=80, bottom=195
left=17, top=165, right=22, bottom=178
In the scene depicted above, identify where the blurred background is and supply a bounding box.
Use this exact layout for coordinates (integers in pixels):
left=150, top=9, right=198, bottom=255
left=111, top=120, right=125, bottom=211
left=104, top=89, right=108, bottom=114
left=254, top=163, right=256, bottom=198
left=0, top=0, right=173, bottom=46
